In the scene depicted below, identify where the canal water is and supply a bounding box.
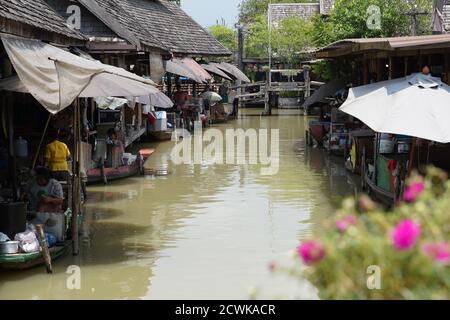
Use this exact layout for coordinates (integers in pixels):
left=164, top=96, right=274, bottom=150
left=0, top=109, right=359, bottom=300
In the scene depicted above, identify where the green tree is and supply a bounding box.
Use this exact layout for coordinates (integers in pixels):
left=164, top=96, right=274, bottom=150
left=208, top=24, right=237, bottom=53
left=244, top=14, right=314, bottom=64
left=244, top=14, right=270, bottom=58
left=239, top=0, right=318, bottom=24
left=272, top=16, right=315, bottom=65
left=312, top=0, right=433, bottom=48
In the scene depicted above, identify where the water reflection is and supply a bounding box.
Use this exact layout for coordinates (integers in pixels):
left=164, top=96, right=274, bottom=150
left=0, top=109, right=359, bottom=300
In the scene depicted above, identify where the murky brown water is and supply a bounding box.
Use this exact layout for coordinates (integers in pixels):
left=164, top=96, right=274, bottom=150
left=0, top=109, right=359, bottom=300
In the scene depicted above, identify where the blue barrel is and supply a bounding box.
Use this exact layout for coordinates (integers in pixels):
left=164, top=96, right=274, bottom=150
left=14, top=137, right=28, bottom=158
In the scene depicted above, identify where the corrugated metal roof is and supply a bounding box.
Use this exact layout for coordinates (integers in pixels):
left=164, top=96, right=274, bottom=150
left=316, top=34, right=450, bottom=58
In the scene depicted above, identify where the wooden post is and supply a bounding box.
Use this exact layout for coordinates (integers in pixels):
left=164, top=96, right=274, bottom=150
left=389, top=57, right=393, bottom=80
left=167, top=73, right=172, bottom=97
left=6, top=94, right=18, bottom=201
left=303, top=65, right=311, bottom=116
left=238, top=26, right=244, bottom=71
left=407, top=137, right=417, bottom=176
left=374, top=133, right=380, bottom=186
left=404, top=56, right=409, bottom=76
left=444, top=54, right=449, bottom=84
left=36, top=224, right=53, bottom=274
left=264, top=83, right=270, bottom=116
left=363, top=56, right=369, bottom=85
left=71, top=99, right=81, bottom=256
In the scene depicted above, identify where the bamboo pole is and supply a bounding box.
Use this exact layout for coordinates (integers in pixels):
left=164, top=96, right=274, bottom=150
left=31, top=113, right=52, bottom=170
left=71, top=99, right=81, bottom=256
left=36, top=224, right=52, bottom=274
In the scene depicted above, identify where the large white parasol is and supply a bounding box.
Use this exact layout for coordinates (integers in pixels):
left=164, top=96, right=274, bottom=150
left=340, top=73, right=450, bottom=143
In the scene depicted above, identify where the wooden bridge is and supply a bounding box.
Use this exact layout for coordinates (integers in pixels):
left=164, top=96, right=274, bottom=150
left=232, top=66, right=324, bottom=115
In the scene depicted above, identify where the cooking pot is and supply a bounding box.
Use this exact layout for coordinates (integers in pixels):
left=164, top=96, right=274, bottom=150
left=0, top=241, right=20, bottom=254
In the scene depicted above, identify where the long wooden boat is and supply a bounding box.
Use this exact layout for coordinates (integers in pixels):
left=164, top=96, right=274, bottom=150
left=361, top=149, right=396, bottom=206
left=0, top=241, right=70, bottom=271
left=148, top=130, right=174, bottom=141
left=87, top=149, right=155, bottom=184
left=309, top=122, right=328, bottom=146
left=346, top=130, right=375, bottom=174
left=363, top=171, right=395, bottom=206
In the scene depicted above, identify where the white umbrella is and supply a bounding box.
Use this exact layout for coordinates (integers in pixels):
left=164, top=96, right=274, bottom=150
left=340, top=73, right=450, bottom=143
left=202, top=91, right=223, bottom=103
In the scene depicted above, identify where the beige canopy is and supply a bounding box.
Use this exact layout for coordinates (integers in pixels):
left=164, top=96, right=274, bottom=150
left=165, top=57, right=211, bottom=83
left=1, top=35, right=157, bottom=114
left=214, top=62, right=251, bottom=83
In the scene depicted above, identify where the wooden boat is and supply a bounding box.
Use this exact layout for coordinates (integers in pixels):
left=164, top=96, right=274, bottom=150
left=0, top=241, right=70, bottom=271
left=308, top=121, right=329, bottom=146
left=87, top=148, right=155, bottom=184
left=327, top=123, right=351, bottom=157
left=363, top=170, right=396, bottom=206
left=148, top=130, right=174, bottom=141
left=346, top=130, right=375, bottom=174
left=361, top=148, right=396, bottom=206
left=210, top=104, right=229, bottom=124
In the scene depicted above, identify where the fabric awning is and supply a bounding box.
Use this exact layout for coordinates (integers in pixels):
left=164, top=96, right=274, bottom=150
left=136, top=93, right=174, bottom=109
left=214, top=62, right=251, bottom=83
left=78, top=73, right=158, bottom=98
left=94, top=97, right=130, bottom=110
left=0, top=74, right=172, bottom=109
left=165, top=57, right=211, bottom=83
left=302, top=78, right=348, bottom=109
left=180, top=57, right=211, bottom=82
left=1, top=35, right=157, bottom=114
left=201, top=64, right=233, bottom=81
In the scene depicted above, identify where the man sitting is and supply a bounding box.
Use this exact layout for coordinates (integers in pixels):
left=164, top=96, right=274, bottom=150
left=27, top=167, right=64, bottom=213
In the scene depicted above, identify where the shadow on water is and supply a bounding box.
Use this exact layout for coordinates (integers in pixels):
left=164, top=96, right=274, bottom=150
left=84, top=191, right=132, bottom=205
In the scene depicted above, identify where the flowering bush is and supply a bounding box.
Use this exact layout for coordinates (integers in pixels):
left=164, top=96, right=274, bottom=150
left=290, top=167, right=450, bottom=299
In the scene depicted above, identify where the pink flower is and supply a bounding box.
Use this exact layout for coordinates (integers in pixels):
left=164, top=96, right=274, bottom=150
left=336, top=220, right=349, bottom=233
left=336, top=215, right=358, bottom=233
left=391, top=220, right=421, bottom=251
left=268, top=262, right=277, bottom=272
left=297, top=240, right=325, bottom=265
left=403, top=180, right=425, bottom=202
left=358, top=195, right=376, bottom=212
left=423, top=243, right=450, bottom=264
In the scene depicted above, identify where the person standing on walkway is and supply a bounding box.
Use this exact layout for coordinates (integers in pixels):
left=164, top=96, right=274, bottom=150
left=44, top=132, right=71, bottom=182
left=174, top=83, right=189, bottom=129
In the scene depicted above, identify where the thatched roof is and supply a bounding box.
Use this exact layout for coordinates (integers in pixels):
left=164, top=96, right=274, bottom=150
left=0, top=0, right=85, bottom=43
left=85, top=0, right=231, bottom=56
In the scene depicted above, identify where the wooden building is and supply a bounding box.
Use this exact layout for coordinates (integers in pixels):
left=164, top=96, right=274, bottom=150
left=45, top=0, right=231, bottom=82
left=0, top=0, right=86, bottom=197
left=44, top=0, right=231, bottom=146
left=315, top=34, right=450, bottom=86
left=0, top=0, right=86, bottom=260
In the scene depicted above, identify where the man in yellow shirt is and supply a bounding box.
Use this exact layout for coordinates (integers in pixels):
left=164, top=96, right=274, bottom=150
left=44, top=134, right=71, bottom=182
